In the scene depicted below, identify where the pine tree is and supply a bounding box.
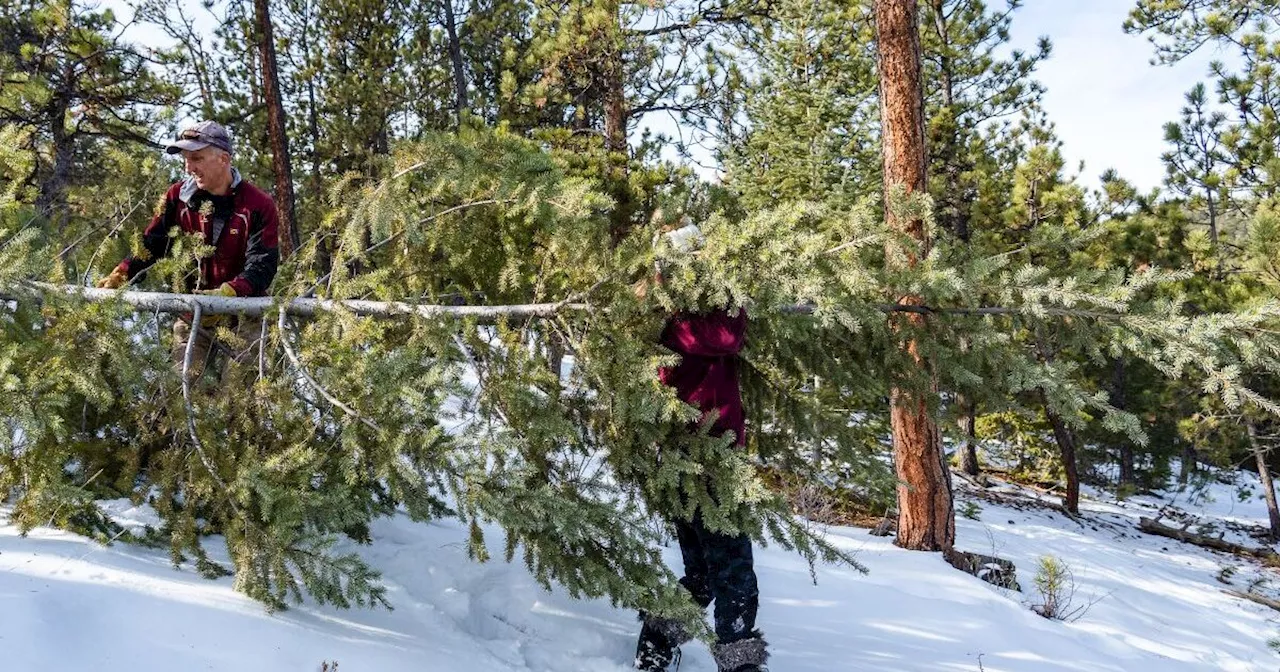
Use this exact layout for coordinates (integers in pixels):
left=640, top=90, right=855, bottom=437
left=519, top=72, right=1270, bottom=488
left=0, top=0, right=176, bottom=229
left=722, top=0, right=879, bottom=211
left=920, top=0, right=1050, bottom=478
left=1163, top=83, right=1229, bottom=248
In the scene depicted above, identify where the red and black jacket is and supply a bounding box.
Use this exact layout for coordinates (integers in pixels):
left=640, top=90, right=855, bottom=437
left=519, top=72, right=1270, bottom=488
left=658, top=308, right=748, bottom=446
left=115, top=171, right=280, bottom=297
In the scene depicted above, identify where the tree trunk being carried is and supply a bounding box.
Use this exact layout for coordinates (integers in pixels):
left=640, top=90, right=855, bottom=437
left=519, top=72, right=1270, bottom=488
left=254, top=0, right=300, bottom=259
left=875, top=0, right=954, bottom=552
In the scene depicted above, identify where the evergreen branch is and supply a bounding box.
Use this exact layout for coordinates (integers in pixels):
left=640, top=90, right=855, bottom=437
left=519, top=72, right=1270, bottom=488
left=784, top=303, right=1136, bottom=319
left=277, top=308, right=384, bottom=434
left=58, top=194, right=147, bottom=262
left=302, top=198, right=518, bottom=298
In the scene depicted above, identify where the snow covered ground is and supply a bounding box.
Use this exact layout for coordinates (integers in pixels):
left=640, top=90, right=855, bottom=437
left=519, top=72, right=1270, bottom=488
left=2, top=468, right=1278, bottom=672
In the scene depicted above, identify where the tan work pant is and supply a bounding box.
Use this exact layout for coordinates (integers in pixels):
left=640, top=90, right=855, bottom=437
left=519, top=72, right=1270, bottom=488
left=170, top=316, right=265, bottom=381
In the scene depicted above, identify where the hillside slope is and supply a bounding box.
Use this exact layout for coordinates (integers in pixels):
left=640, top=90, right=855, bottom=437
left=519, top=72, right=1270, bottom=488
left=1, top=469, right=1277, bottom=671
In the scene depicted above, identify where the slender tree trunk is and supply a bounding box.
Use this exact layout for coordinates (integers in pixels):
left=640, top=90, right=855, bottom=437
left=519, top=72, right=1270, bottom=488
left=876, top=0, right=954, bottom=552
left=1112, top=358, right=1135, bottom=487
left=254, top=0, right=299, bottom=259
left=440, top=0, right=469, bottom=125
left=929, top=0, right=969, bottom=242
left=248, top=25, right=261, bottom=110
left=1246, top=420, right=1280, bottom=541
left=958, top=395, right=979, bottom=476
left=1207, top=187, right=1218, bottom=248
left=192, top=56, right=216, bottom=118
left=1039, top=392, right=1081, bottom=514
left=36, top=64, right=74, bottom=231
left=603, top=70, right=626, bottom=156
left=603, top=68, right=630, bottom=242
left=1034, top=331, right=1079, bottom=514
left=1179, top=444, right=1197, bottom=484
left=300, top=0, right=328, bottom=275
left=37, top=107, right=73, bottom=228
left=1118, top=443, right=1135, bottom=488
left=602, top=0, right=631, bottom=243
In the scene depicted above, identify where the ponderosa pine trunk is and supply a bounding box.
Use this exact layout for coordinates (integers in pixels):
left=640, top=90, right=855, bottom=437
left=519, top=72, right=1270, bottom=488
left=876, top=0, right=954, bottom=552
left=254, top=0, right=299, bottom=259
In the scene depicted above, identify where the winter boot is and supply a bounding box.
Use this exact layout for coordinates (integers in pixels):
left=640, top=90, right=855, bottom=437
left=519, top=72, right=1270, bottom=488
left=634, top=613, right=691, bottom=671
left=711, top=632, right=768, bottom=672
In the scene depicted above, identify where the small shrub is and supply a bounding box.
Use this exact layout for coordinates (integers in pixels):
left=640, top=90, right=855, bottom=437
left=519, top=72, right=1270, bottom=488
left=959, top=500, right=982, bottom=521
left=1216, top=565, right=1237, bottom=585
left=1031, top=555, right=1094, bottom=621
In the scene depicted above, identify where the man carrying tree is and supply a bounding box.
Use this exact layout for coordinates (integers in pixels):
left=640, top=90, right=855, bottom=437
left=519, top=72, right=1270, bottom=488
left=634, top=221, right=768, bottom=672
left=97, top=120, right=280, bottom=378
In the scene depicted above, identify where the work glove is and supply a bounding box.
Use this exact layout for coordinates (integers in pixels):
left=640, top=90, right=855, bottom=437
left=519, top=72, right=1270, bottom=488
left=96, top=268, right=128, bottom=290
left=194, top=283, right=237, bottom=328
left=196, top=283, right=238, bottom=298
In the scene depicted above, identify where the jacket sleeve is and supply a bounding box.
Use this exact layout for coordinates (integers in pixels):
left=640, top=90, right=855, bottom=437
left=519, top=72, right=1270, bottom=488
left=117, top=185, right=179, bottom=279
left=661, top=309, right=748, bottom=357
left=228, top=201, right=280, bottom=296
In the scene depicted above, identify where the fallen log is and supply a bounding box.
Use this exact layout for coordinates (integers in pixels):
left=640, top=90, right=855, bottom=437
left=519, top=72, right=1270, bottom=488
left=1138, top=517, right=1279, bottom=563
left=1223, top=589, right=1280, bottom=613
left=944, top=548, right=1020, bottom=592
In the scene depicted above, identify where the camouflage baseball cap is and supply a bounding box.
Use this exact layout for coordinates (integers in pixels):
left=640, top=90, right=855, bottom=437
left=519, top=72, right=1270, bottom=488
left=166, top=120, right=233, bottom=155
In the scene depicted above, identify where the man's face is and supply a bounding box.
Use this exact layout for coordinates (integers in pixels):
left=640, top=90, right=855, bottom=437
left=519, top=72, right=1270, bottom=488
left=181, top=147, right=231, bottom=192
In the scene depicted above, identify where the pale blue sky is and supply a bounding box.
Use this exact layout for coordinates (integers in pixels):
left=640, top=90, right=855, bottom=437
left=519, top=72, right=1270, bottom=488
left=643, top=1, right=1232, bottom=191
left=104, top=0, right=1226, bottom=194
left=1006, top=0, right=1230, bottom=192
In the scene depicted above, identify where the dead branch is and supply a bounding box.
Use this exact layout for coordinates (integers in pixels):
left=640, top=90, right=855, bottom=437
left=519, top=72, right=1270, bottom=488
left=1139, top=517, right=1279, bottom=562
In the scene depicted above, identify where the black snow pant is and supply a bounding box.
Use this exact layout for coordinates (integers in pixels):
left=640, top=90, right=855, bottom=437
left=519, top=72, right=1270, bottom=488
left=674, top=510, right=759, bottom=643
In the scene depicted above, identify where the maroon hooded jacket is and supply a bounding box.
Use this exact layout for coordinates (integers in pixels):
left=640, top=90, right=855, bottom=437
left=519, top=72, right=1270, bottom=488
left=658, top=308, right=748, bottom=445
left=114, top=171, right=280, bottom=297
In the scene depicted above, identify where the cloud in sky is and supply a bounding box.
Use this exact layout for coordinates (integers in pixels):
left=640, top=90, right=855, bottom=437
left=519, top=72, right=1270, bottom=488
left=1008, top=0, right=1234, bottom=192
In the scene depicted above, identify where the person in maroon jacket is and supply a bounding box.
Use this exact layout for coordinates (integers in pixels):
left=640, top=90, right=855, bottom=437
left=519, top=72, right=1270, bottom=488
left=634, top=225, right=768, bottom=672
left=97, top=120, right=280, bottom=379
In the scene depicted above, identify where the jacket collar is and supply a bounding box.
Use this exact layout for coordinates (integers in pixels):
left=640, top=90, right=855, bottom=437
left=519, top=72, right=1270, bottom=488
left=179, top=167, right=242, bottom=204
